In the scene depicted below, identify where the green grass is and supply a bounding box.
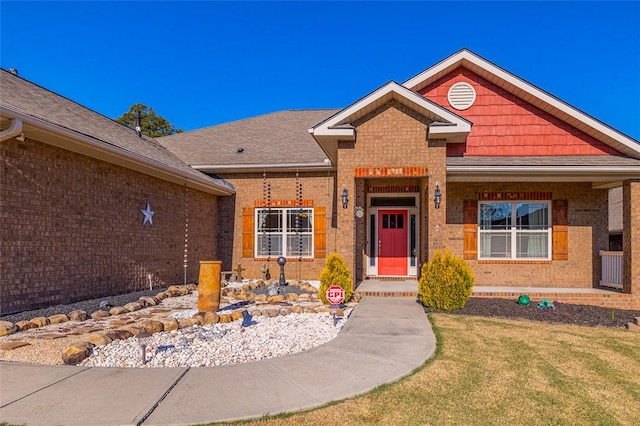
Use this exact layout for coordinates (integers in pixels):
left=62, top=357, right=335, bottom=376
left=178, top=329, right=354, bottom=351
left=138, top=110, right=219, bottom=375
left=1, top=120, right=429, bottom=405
left=208, top=314, right=640, bottom=426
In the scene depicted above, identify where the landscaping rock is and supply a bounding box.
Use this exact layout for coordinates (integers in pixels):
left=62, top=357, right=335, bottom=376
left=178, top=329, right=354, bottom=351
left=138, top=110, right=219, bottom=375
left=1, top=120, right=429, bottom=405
left=203, top=312, right=219, bottom=325
left=280, top=307, right=293, bottom=316
left=264, top=308, right=279, bottom=318
left=178, top=318, right=200, bottom=328
left=109, top=306, right=129, bottom=316
left=292, top=305, right=303, bottom=314
left=268, top=295, right=285, bottom=303
left=124, top=302, right=142, bottom=312
left=68, top=310, right=88, bottom=321
left=91, top=310, right=111, bottom=320
left=62, top=341, right=94, bottom=365
left=138, top=296, right=158, bottom=307
left=30, top=317, right=50, bottom=327
left=15, top=320, right=37, bottom=332
left=0, top=321, right=17, bottom=336
left=159, top=317, right=179, bottom=331
left=0, top=341, right=30, bottom=351
left=86, top=333, right=113, bottom=346
left=105, top=329, right=134, bottom=341
left=231, top=310, right=244, bottom=321
left=140, top=320, right=164, bottom=334
left=48, top=314, right=69, bottom=325
left=218, top=314, right=232, bottom=323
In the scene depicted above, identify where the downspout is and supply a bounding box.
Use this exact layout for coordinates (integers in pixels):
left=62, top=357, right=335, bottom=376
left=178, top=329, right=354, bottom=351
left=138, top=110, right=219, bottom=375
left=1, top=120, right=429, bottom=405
left=0, top=118, right=23, bottom=142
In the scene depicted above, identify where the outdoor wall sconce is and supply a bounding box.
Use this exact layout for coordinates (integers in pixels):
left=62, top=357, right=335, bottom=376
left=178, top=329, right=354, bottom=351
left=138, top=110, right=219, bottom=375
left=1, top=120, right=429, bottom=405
left=434, top=182, right=442, bottom=209
left=341, top=188, right=349, bottom=209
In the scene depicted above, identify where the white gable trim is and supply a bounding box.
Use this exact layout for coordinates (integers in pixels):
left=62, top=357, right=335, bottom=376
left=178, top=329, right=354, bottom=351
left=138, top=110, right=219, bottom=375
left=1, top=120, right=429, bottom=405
left=403, top=49, right=640, bottom=158
left=310, top=81, right=471, bottom=139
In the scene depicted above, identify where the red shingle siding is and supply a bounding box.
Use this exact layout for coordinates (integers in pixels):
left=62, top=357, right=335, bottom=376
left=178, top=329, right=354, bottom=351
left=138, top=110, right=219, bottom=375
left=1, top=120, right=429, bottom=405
left=419, top=67, right=622, bottom=157
left=0, top=138, right=219, bottom=314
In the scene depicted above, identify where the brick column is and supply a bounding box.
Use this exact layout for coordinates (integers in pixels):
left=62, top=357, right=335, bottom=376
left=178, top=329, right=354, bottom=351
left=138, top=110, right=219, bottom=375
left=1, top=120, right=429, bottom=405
left=336, top=152, right=356, bottom=281
left=622, top=180, right=640, bottom=294
left=426, top=139, right=447, bottom=260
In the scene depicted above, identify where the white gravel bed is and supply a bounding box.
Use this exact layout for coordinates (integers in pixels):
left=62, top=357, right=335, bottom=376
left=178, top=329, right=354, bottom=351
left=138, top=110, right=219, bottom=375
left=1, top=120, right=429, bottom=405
left=80, top=309, right=351, bottom=368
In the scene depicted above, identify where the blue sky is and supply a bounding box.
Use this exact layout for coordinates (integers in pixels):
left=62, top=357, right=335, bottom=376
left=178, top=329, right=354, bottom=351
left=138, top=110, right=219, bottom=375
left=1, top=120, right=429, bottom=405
left=2, top=1, right=639, bottom=140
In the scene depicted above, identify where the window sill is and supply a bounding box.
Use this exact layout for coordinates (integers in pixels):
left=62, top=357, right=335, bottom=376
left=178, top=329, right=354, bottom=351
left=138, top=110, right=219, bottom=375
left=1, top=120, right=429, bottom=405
left=253, top=257, right=315, bottom=262
left=478, top=259, right=552, bottom=264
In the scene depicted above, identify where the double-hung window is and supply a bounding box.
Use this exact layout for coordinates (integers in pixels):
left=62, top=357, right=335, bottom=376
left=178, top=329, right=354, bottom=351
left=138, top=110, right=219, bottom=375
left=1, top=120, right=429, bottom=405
left=479, top=201, right=551, bottom=260
left=256, top=208, right=313, bottom=258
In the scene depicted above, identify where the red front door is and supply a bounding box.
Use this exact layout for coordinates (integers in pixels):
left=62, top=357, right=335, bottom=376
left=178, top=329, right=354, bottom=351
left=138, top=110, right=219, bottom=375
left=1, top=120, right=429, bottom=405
left=378, top=210, right=408, bottom=275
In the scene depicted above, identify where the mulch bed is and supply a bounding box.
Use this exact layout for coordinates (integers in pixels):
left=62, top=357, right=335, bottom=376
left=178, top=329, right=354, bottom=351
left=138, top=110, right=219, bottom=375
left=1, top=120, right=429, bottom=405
left=423, top=297, right=640, bottom=329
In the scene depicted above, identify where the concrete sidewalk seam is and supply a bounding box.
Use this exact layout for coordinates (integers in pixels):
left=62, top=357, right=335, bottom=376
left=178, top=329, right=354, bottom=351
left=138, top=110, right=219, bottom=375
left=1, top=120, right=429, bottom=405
left=262, top=361, right=324, bottom=404
left=0, top=365, right=90, bottom=409
left=137, top=366, right=191, bottom=426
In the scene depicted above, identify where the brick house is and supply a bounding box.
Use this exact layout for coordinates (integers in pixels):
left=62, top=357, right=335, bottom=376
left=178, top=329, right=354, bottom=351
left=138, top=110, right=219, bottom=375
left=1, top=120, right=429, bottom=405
left=0, top=70, right=234, bottom=314
left=158, top=50, right=640, bottom=308
left=3, top=50, right=640, bottom=314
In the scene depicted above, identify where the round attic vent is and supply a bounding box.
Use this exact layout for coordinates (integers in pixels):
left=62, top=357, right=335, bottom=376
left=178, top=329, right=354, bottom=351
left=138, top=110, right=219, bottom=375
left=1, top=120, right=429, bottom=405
left=447, top=82, right=476, bottom=110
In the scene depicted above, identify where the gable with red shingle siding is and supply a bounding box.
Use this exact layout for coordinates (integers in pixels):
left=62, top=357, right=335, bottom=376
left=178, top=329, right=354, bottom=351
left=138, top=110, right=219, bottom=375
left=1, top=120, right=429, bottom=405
left=419, top=67, right=622, bottom=157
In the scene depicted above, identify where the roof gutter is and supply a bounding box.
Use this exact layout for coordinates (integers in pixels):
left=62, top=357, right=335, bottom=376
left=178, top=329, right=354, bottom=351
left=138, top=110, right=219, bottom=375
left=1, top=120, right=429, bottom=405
left=0, top=118, right=23, bottom=142
left=0, top=107, right=235, bottom=196
left=193, top=162, right=335, bottom=173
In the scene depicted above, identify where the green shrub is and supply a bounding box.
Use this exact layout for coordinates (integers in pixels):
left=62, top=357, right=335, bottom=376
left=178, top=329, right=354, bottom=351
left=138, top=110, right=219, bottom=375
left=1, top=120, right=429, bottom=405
left=418, top=249, right=474, bottom=310
left=318, top=253, right=353, bottom=304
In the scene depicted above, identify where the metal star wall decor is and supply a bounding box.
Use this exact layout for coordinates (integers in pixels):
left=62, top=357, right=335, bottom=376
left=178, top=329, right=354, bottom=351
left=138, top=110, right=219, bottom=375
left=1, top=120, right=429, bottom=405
left=140, top=201, right=155, bottom=226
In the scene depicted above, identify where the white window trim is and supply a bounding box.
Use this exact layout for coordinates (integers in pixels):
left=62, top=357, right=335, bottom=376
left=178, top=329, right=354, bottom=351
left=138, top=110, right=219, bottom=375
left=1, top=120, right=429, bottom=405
left=478, top=201, right=552, bottom=261
left=255, top=207, right=314, bottom=258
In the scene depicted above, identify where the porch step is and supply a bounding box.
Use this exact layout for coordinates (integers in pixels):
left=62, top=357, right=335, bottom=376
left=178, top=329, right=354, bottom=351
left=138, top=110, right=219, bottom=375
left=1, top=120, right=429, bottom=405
left=356, top=290, right=419, bottom=298
left=356, top=280, right=419, bottom=298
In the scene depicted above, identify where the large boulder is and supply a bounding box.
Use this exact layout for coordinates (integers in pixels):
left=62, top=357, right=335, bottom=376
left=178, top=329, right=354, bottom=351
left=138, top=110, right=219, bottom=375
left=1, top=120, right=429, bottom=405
left=62, top=341, right=94, bottom=365
left=140, top=320, right=164, bottom=334
left=0, top=321, right=17, bottom=337
left=218, top=314, right=232, bottom=323
left=48, top=314, right=69, bottom=325
left=15, top=320, right=37, bottom=332
left=159, top=317, right=179, bottom=332
left=105, top=329, right=134, bottom=341
left=123, top=302, right=143, bottom=312
left=86, top=333, right=113, bottom=347
left=203, top=312, right=219, bottom=325
left=68, top=310, right=88, bottom=322
left=109, top=306, right=129, bottom=316
left=29, top=317, right=50, bottom=327
left=90, top=310, right=111, bottom=320
left=138, top=296, right=158, bottom=307
left=178, top=318, right=200, bottom=329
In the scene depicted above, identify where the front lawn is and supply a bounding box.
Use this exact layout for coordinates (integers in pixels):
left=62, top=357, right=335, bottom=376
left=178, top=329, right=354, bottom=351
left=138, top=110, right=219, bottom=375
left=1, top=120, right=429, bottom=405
left=214, top=314, right=640, bottom=425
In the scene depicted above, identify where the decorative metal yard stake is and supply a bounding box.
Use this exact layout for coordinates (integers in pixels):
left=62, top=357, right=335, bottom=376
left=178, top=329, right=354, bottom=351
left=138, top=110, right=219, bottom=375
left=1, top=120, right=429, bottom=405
left=184, top=182, right=189, bottom=285
left=295, top=171, right=303, bottom=279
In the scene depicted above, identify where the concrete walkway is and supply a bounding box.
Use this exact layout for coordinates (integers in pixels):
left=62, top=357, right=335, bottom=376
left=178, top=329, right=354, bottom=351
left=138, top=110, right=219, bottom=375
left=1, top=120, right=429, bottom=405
left=0, top=297, right=435, bottom=426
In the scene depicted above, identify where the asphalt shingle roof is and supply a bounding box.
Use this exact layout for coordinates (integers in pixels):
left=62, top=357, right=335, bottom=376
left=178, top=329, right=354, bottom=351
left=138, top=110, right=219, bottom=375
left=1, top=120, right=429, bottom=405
left=0, top=69, right=228, bottom=187
left=156, top=110, right=339, bottom=167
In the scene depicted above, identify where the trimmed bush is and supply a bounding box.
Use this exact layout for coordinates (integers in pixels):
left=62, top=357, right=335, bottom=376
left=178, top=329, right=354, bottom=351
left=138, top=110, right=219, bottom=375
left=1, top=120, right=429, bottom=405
left=418, top=250, right=474, bottom=310
left=318, top=253, right=353, bottom=304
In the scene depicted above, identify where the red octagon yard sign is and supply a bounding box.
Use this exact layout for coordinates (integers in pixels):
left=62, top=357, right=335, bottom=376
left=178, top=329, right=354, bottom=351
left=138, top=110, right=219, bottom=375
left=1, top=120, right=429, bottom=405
left=326, top=285, right=345, bottom=305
